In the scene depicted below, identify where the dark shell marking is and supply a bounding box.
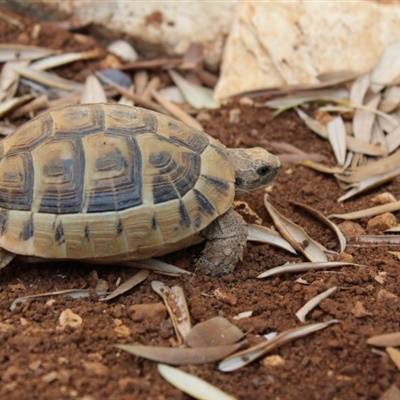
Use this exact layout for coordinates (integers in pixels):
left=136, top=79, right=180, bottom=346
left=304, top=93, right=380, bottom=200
left=0, top=104, right=235, bottom=259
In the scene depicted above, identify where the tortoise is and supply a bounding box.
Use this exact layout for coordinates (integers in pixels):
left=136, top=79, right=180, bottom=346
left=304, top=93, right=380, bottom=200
left=0, top=103, right=280, bottom=276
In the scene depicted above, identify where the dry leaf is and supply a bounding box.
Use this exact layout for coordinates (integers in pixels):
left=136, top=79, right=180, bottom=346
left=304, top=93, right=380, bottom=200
left=9, top=289, right=109, bottom=311
left=151, top=281, right=192, bottom=343
left=386, top=347, right=400, bottom=371
left=30, top=50, right=101, bottom=70
left=80, top=74, right=107, bottom=104
left=0, top=44, right=57, bottom=62
left=186, top=317, right=244, bottom=348
left=218, top=320, right=338, bottom=372
left=118, top=258, right=191, bottom=276
left=264, top=195, right=328, bottom=262
left=291, top=202, right=346, bottom=252
left=100, top=269, right=149, bottom=302
left=327, top=116, right=347, bottom=166
left=367, top=332, right=400, bottom=347
left=247, top=224, right=296, bottom=254
left=295, top=287, right=337, bottom=323
left=258, top=261, right=360, bottom=279
left=158, top=364, right=237, bottom=400
left=0, top=94, right=33, bottom=117
left=350, top=74, right=370, bottom=105
left=371, top=40, right=400, bottom=92
left=168, top=69, right=219, bottom=109
left=352, top=94, right=381, bottom=143
left=115, top=342, right=242, bottom=365
left=329, top=201, right=400, bottom=220
left=150, top=89, right=204, bottom=131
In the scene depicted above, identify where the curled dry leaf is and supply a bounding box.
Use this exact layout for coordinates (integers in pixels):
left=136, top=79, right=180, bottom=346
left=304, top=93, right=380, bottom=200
left=327, top=116, right=347, bottom=166
left=295, top=286, right=337, bottom=323
left=336, top=150, right=400, bottom=184
left=30, top=50, right=101, bottom=70
left=371, top=39, right=400, bottom=92
left=264, top=195, right=328, bottom=262
left=95, top=71, right=164, bottom=113
left=350, top=74, right=370, bottom=105
left=100, top=269, right=149, bottom=302
left=337, top=168, right=400, bottom=202
left=12, top=65, right=83, bottom=92
left=380, top=86, right=400, bottom=113
left=151, top=281, right=192, bottom=343
left=218, top=320, right=338, bottom=372
left=292, top=202, right=346, bottom=252
left=9, top=289, right=109, bottom=311
left=80, top=75, right=107, bottom=104
left=0, top=44, right=57, bottom=62
left=303, top=160, right=344, bottom=175
left=352, top=94, right=381, bottom=143
left=257, top=261, right=361, bottom=279
left=158, top=364, right=237, bottom=400
left=118, top=258, right=191, bottom=276
left=115, top=342, right=242, bottom=365
left=150, top=89, right=204, bottom=131
left=348, top=235, right=400, bottom=245
left=386, top=347, right=400, bottom=371
left=329, top=201, right=400, bottom=220
left=0, top=94, right=33, bottom=118
left=247, top=224, right=296, bottom=254
left=186, top=317, right=245, bottom=348
left=367, top=331, right=400, bottom=347
left=168, top=69, right=220, bottom=110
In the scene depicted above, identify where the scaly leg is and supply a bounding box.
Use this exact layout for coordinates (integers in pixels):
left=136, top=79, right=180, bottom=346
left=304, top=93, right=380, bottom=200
left=196, top=208, right=248, bottom=276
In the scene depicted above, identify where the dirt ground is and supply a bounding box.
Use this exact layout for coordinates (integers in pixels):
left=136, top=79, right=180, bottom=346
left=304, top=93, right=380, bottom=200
left=0, top=7, right=400, bottom=400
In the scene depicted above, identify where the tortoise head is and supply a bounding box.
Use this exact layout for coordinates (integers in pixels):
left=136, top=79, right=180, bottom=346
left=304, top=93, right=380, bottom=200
left=228, top=147, right=281, bottom=196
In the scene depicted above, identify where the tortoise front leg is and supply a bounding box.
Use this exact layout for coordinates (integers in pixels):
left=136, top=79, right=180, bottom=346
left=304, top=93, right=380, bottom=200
left=196, top=208, right=248, bottom=276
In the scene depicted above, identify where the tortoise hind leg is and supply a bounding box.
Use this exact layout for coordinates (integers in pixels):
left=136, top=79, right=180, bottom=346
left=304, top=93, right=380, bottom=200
left=196, top=208, right=248, bottom=276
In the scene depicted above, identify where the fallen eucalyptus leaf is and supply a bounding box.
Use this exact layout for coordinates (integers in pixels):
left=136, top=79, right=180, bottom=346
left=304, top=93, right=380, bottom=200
left=30, top=50, right=101, bottom=70
left=12, top=65, right=82, bottom=91
left=186, top=317, right=245, bottom=348
left=100, top=269, right=149, bottom=302
left=264, top=195, right=328, bottom=262
left=350, top=74, right=370, bottom=106
left=291, top=202, right=346, bottom=252
left=169, top=69, right=219, bottom=109
left=327, top=116, right=347, bottom=166
left=150, top=89, right=204, bottom=131
left=352, top=94, right=381, bottom=143
left=0, top=44, right=57, bottom=62
left=329, top=201, right=400, bottom=220
left=115, top=342, right=242, bottom=365
left=367, top=331, right=400, bottom=347
left=380, top=86, right=400, bottom=113
left=0, top=94, right=33, bottom=117
left=257, top=261, right=361, bottom=279
left=10, top=289, right=109, bottom=311
left=386, top=347, right=400, bottom=371
left=118, top=258, right=191, bottom=276
left=80, top=74, right=107, bottom=104
left=218, top=320, right=338, bottom=372
left=158, top=364, right=237, bottom=400
left=152, top=281, right=192, bottom=343
left=371, top=40, right=400, bottom=92
left=337, top=168, right=400, bottom=202
left=247, top=224, right=297, bottom=254
left=295, top=287, right=337, bottom=323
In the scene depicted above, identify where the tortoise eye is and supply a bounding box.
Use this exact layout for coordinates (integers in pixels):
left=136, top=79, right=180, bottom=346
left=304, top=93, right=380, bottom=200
left=235, top=177, right=244, bottom=186
left=256, top=166, right=270, bottom=176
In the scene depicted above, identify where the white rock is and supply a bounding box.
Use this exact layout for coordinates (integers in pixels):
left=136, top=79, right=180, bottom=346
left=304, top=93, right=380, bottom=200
left=215, top=1, right=400, bottom=99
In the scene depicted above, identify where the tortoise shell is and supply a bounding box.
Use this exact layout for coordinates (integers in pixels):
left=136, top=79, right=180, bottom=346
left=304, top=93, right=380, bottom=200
left=0, top=104, right=235, bottom=260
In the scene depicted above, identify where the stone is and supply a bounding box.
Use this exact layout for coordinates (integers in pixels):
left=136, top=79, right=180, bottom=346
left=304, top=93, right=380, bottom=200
left=127, top=303, right=167, bottom=324
left=215, top=2, right=400, bottom=98
left=338, top=221, right=365, bottom=237
left=367, top=213, right=397, bottom=232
